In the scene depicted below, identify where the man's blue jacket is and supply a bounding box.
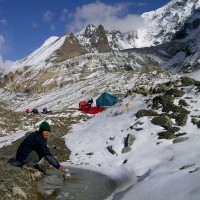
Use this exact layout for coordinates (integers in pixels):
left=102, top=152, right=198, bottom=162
left=16, top=131, right=60, bottom=168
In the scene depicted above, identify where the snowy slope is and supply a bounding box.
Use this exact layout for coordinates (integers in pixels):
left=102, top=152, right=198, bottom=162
left=1, top=68, right=200, bottom=200
left=64, top=75, right=200, bottom=200
left=0, top=51, right=173, bottom=111
left=135, top=0, right=200, bottom=47
left=11, top=36, right=65, bottom=72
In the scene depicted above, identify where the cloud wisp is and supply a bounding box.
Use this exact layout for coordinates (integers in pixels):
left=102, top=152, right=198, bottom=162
left=67, top=1, right=144, bottom=33
left=0, top=19, right=7, bottom=26
left=43, top=10, right=54, bottom=23
left=60, top=8, right=69, bottom=21
left=0, top=55, right=14, bottom=73
left=32, top=21, right=39, bottom=28
left=0, top=35, right=5, bottom=47
left=0, top=35, right=14, bottom=73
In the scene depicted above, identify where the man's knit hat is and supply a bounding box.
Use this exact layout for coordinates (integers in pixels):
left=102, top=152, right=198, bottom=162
left=39, top=121, right=51, bottom=132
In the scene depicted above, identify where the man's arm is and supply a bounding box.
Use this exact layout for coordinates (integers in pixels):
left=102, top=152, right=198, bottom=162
left=38, top=139, right=65, bottom=171
left=44, top=155, right=60, bottom=169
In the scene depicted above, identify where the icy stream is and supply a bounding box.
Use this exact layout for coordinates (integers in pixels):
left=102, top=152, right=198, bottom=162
left=38, top=167, right=117, bottom=200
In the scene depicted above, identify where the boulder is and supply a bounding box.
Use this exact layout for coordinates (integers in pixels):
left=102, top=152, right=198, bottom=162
left=12, top=186, right=27, bottom=199
left=179, top=99, right=189, bottom=107
left=165, top=88, right=185, bottom=97
left=157, top=126, right=180, bottom=139
left=136, top=109, right=158, bottom=118
left=152, top=95, right=175, bottom=110
left=131, top=86, right=150, bottom=96
left=107, top=146, right=116, bottom=155
left=151, top=115, right=173, bottom=129
left=151, top=84, right=169, bottom=94
left=173, top=112, right=188, bottom=126
left=173, top=137, right=189, bottom=144
left=124, top=134, right=135, bottom=147
left=191, top=118, right=200, bottom=128
left=180, top=77, right=198, bottom=86
left=162, top=103, right=190, bottom=114
left=121, top=134, right=135, bottom=153
left=158, top=130, right=176, bottom=139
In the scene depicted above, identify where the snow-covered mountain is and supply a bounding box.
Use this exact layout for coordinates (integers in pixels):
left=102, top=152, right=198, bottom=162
left=75, top=0, right=200, bottom=51
left=1, top=0, right=200, bottom=108
left=3, top=0, right=200, bottom=76
left=136, top=0, right=200, bottom=47
left=76, top=24, right=136, bottom=52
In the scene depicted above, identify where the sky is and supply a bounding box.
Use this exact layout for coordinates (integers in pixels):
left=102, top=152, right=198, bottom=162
left=0, top=0, right=170, bottom=65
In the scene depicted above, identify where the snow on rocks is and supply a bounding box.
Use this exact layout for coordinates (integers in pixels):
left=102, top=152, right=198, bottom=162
left=65, top=76, right=200, bottom=199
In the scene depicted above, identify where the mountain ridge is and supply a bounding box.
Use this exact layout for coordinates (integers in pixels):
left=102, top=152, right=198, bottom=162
left=7, top=0, right=200, bottom=76
left=1, top=0, right=200, bottom=109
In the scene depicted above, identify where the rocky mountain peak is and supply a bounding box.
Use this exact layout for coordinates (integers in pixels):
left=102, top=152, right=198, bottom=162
left=55, top=33, right=87, bottom=61
left=136, top=0, right=200, bottom=47
left=95, top=24, right=111, bottom=53
left=96, top=24, right=105, bottom=34
left=83, top=24, right=97, bottom=38
left=67, top=32, right=75, bottom=38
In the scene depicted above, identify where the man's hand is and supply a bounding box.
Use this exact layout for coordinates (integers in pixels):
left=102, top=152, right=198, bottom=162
left=58, top=165, right=65, bottom=171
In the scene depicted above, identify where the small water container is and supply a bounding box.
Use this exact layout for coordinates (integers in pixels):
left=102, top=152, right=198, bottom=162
left=63, top=168, right=71, bottom=181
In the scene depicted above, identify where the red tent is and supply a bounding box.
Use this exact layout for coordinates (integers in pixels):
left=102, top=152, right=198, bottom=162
left=79, top=101, right=90, bottom=110
left=79, top=101, right=107, bottom=114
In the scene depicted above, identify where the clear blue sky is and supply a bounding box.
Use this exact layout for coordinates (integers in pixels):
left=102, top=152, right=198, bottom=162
left=0, top=0, right=170, bottom=62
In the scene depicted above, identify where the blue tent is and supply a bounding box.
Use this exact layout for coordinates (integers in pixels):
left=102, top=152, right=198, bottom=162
left=96, top=92, right=118, bottom=107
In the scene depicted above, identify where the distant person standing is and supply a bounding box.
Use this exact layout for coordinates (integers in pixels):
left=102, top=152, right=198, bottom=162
left=9, top=121, right=66, bottom=172
left=87, top=98, right=93, bottom=107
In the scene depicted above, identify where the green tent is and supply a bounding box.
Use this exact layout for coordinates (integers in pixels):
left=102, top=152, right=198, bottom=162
left=96, top=92, right=118, bottom=107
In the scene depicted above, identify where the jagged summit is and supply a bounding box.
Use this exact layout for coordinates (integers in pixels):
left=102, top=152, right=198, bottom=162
left=76, top=24, right=136, bottom=52
left=136, top=0, right=200, bottom=47
left=82, top=24, right=97, bottom=38
left=76, top=24, right=112, bottom=53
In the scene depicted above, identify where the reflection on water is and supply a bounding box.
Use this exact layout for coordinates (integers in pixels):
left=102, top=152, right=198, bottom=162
left=38, top=167, right=116, bottom=200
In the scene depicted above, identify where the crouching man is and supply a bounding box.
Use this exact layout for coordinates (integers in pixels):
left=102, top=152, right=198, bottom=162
left=9, top=121, right=65, bottom=172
